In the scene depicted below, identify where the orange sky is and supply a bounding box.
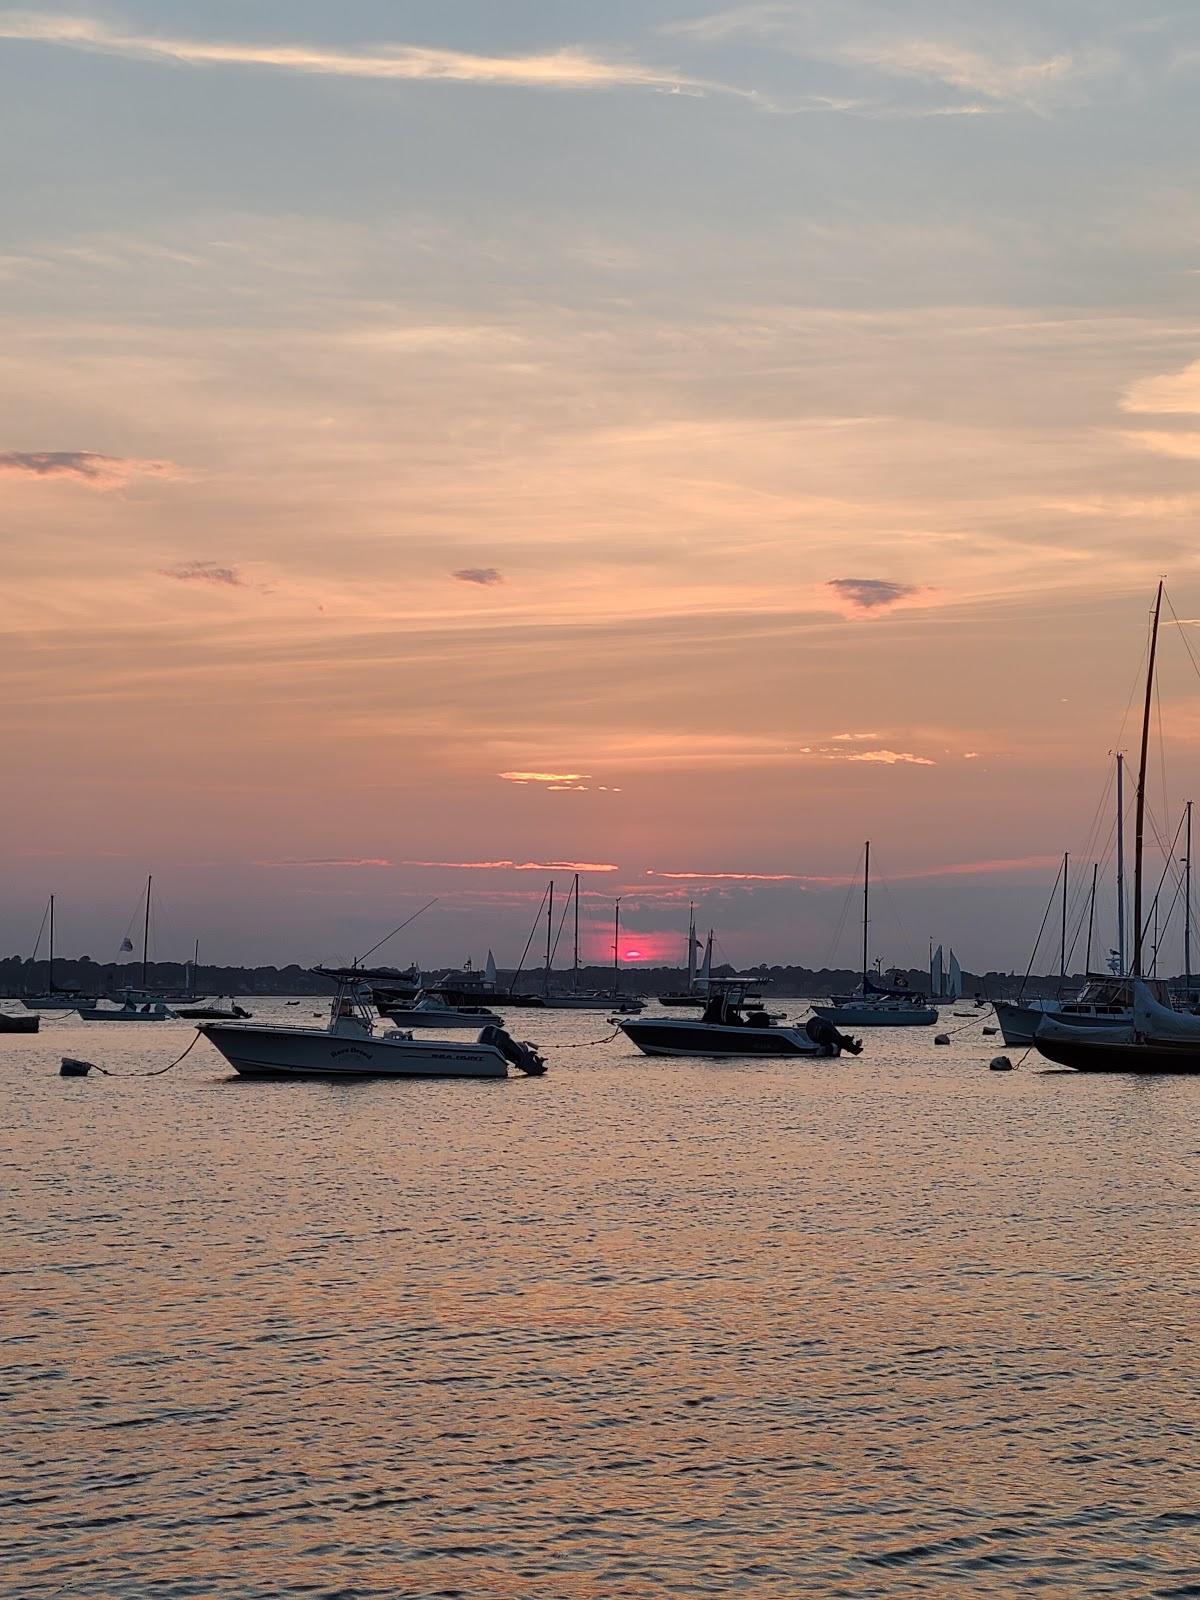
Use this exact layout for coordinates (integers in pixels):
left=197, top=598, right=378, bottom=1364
left=4, top=2, right=1200, bottom=970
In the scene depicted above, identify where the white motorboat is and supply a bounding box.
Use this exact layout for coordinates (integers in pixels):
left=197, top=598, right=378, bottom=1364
left=199, top=988, right=545, bottom=1079
left=376, top=991, right=503, bottom=1029
left=76, top=998, right=175, bottom=1022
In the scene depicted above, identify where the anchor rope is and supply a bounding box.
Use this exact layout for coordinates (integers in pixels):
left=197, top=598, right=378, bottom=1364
left=84, top=1029, right=204, bottom=1078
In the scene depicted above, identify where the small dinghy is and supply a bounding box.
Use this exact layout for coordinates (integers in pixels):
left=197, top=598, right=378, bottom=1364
left=0, top=1012, right=40, bottom=1034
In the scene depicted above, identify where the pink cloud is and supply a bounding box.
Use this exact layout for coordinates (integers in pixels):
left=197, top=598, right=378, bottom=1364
left=403, top=858, right=619, bottom=873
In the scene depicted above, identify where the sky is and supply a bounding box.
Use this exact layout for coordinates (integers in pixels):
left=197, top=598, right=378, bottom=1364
left=4, top=0, right=1200, bottom=974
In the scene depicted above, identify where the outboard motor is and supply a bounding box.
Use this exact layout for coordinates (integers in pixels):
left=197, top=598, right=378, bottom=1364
left=804, top=1016, right=863, bottom=1057
left=478, top=1024, right=547, bottom=1076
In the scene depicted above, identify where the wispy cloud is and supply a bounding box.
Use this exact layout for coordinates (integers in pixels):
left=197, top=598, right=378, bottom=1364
left=831, top=730, right=881, bottom=741
left=843, top=749, right=935, bottom=766
left=647, top=869, right=809, bottom=882
left=500, top=770, right=588, bottom=783
left=257, top=857, right=394, bottom=868
left=0, top=449, right=176, bottom=488
left=828, top=577, right=921, bottom=613
left=0, top=12, right=735, bottom=96
left=452, top=567, right=505, bottom=586
left=837, top=37, right=1095, bottom=108
left=403, top=858, right=619, bottom=872
left=160, top=560, right=245, bottom=587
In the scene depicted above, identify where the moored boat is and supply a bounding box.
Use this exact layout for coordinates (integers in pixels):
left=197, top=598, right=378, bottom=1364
left=76, top=998, right=175, bottom=1021
left=376, top=991, right=503, bottom=1028
left=0, top=1012, right=40, bottom=1034
left=199, top=986, right=546, bottom=1079
left=620, top=981, right=861, bottom=1059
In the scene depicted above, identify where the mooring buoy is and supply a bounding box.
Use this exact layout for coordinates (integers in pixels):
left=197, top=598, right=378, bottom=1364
left=989, top=1055, right=1014, bottom=1072
left=934, top=1033, right=951, bottom=1045
left=60, top=1058, right=93, bottom=1077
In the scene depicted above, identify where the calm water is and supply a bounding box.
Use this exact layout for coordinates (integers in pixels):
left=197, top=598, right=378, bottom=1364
left=4, top=999, right=1200, bottom=1598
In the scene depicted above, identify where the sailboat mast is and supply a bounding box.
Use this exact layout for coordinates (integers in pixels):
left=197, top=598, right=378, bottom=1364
left=1132, top=582, right=1164, bottom=978
left=543, top=880, right=554, bottom=995
left=1186, top=800, right=1193, bottom=995
left=861, top=841, right=870, bottom=986
left=1085, top=862, right=1098, bottom=976
left=48, top=893, right=55, bottom=993
left=1060, top=851, right=1069, bottom=988
left=573, top=873, right=580, bottom=992
left=613, top=899, right=621, bottom=985
left=1116, top=753, right=1126, bottom=976
left=142, top=874, right=152, bottom=990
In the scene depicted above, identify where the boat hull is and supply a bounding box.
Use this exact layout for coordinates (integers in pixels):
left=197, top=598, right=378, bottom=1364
left=379, top=1008, right=503, bottom=1029
left=0, top=1014, right=40, bottom=1033
left=811, top=1003, right=937, bottom=1028
left=1034, top=1035, right=1200, bottom=1073
left=619, top=1019, right=832, bottom=1058
left=993, top=1001, right=1132, bottom=1047
left=200, top=1022, right=510, bottom=1079
left=21, top=995, right=87, bottom=1011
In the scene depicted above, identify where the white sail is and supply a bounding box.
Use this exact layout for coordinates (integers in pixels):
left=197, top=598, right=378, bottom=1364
left=947, top=951, right=962, bottom=1001
left=699, top=930, right=713, bottom=992
left=484, top=950, right=497, bottom=987
left=931, top=944, right=943, bottom=998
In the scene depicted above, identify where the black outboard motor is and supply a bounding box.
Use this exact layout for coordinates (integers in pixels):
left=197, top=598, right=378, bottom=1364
left=478, top=1025, right=547, bottom=1076
left=804, top=1016, right=863, bottom=1057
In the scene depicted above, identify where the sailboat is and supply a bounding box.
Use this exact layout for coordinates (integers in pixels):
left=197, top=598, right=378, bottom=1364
left=20, top=895, right=90, bottom=1009
left=77, top=875, right=175, bottom=1020
left=543, top=877, right=645, bottom=1011
left=929, top=944, right=964, bottom=1003
left=811, top=843, right=938, bottom=1028
left=659, top=905, right=706, bottom=1006
left=1033, top=582, right=1200, bottom=1071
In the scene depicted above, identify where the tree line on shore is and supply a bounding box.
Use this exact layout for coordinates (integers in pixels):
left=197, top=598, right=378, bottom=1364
left=1, top=954, right=1086, bottom=999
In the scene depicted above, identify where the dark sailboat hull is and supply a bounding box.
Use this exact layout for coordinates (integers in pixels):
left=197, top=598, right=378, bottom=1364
left=1034, top=1037, right=1200, bottom=1073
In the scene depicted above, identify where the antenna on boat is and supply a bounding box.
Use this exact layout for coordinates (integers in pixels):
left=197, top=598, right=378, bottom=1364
left=356, top=898, right=438, bottom=964
left=1132, top=581, right=1164, bottom=977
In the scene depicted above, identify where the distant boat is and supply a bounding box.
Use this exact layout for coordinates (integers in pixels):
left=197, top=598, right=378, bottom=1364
left=376, top=991, right=502, bottom=1029
left=620, top=980, right=861, bottom=1059
left=76, top=998, right=175, bottom=1022
left=199, top=984, right=546, bottom=1079
left=658, top=906, right=706, bottom=1006
left=538, top=876, right=645, bottom=1012
left=174, top=998, right=252, bottom=1021
left=21, top=894, right=90, bottom=1009
left=811, top=844, right=938, bottom=1028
